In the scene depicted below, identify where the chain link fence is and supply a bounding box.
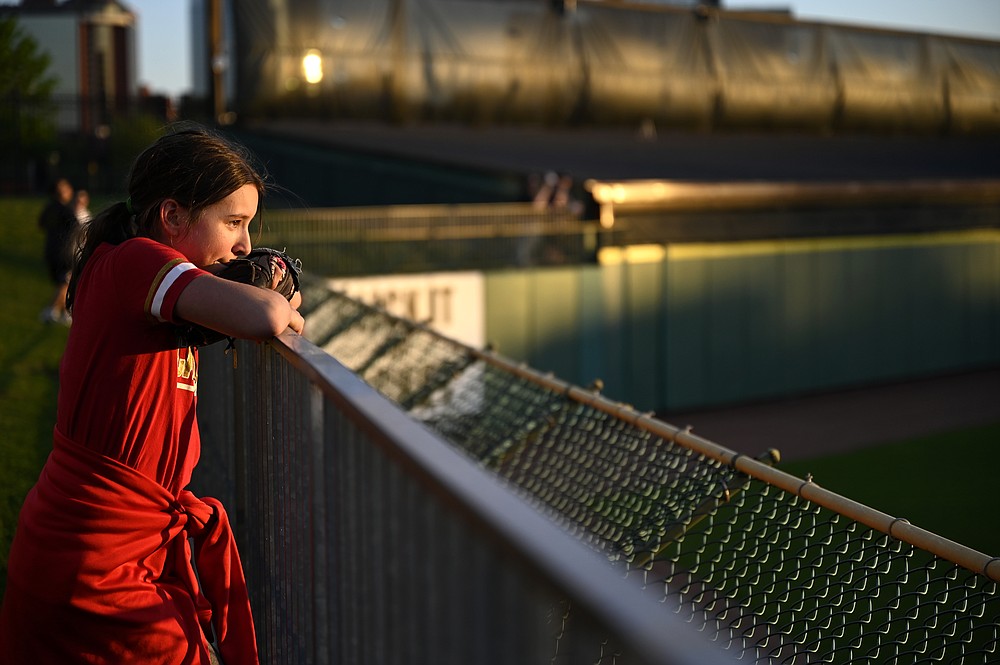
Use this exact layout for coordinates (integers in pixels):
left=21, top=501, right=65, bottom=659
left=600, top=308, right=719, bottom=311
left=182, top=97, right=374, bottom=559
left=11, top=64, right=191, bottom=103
left=301, top=281, right=1000, bottom=664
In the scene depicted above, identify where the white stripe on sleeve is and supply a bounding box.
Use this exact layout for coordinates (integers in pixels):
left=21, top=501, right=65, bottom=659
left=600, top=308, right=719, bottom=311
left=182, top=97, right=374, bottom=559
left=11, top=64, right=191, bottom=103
left=150, top=261, right=198, bottom=322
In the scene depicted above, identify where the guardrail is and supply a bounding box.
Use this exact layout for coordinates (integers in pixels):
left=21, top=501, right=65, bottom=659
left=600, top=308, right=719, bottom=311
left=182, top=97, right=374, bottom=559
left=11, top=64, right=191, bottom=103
left=194, top=333, right=735, bottom=665
left=294, top=285, right=1000, bottom=664
left=259, top=203, right=596, bottom=277
left=255, top=186, right=1000, bottom=282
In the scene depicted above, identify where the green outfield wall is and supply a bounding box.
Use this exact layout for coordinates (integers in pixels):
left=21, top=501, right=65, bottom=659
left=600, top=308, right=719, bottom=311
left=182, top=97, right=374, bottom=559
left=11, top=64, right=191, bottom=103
left=485, top=229, right=1000, bottom=412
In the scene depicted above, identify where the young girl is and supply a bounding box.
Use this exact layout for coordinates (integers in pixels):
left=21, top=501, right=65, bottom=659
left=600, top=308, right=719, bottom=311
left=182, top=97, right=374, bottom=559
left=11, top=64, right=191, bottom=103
left=0, top=126, right=303, bottom=664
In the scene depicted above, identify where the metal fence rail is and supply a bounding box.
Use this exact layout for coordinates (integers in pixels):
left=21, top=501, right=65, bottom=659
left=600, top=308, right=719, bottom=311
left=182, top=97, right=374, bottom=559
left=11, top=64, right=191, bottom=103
left=300, top=284, right=999, bottom=664
left=194, top=333, right=734, bottom=665
left=258, top=203, right=595, bottom=276
left=254, top=190, right=1000, bottom=282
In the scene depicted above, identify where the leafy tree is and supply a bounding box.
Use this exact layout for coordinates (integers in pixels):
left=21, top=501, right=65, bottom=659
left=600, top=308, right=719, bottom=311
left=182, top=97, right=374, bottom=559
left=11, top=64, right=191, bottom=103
left=106, top=112, right=167, bottom=191
left=0, top=15, right=59, bottom=181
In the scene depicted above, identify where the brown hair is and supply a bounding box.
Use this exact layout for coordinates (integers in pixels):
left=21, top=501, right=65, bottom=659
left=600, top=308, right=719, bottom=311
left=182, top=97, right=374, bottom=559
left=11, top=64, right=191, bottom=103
left=68, top=124, right=267, bottom=309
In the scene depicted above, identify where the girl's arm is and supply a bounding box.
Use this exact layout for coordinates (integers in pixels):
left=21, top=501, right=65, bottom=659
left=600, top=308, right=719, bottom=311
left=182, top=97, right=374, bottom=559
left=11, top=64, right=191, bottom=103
left=174, top=274, right=305, bottom=341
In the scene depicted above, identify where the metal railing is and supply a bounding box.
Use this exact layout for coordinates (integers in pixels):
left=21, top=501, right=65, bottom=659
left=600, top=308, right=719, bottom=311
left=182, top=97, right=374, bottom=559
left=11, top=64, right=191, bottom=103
left=254, top=187, right=1000, bottom=282
left=194, top=333, right=735, bottom=665
left=258, top=203, right=596, bottom=276
left=294, top=285, right=1000, bottom=664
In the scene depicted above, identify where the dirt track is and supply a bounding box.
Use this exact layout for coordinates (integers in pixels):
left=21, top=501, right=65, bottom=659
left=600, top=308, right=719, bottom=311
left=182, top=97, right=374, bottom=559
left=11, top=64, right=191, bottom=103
left=661, top=367, right=1000, bottom=461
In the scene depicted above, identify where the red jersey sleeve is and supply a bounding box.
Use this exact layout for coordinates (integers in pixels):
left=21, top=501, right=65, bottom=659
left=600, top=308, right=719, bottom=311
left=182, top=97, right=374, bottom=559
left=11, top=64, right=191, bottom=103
left=113, top=238, right=209, bottom=325
left=145, top=257, right=205, bottom=324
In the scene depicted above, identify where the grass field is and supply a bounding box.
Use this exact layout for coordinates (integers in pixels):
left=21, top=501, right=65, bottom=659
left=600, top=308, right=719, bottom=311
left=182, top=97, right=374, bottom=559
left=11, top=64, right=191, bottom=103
left=0, top=197, right=73, bottom=601
left=0, top=196, right=997, bottom=608
left=781, top=422, right=1000, bottom=556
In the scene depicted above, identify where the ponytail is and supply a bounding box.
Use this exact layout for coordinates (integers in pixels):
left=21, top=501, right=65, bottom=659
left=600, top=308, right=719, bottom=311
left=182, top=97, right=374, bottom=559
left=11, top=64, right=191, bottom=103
left=67, top=201, right=138, bottom=310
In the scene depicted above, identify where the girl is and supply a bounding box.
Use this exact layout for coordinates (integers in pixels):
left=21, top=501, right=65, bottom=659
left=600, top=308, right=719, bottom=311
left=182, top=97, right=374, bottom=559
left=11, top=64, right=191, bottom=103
left=0, top=126, right=303, bottom=664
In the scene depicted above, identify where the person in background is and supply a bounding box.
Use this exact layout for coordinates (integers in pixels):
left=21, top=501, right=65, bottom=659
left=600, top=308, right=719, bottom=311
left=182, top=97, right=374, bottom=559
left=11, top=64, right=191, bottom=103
left=0, top=125, right=304, bottom=665
left=74, top=188, right=93, bottom=225
left=38, top=177, right=77, bottom=325
left=71, top=188, right=94, bottom=256
left=531, top=170, right=560, bottom=209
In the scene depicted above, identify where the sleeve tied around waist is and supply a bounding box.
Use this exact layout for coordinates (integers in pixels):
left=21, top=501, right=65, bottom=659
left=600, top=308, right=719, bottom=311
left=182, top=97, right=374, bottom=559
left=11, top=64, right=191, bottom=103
left=175, top=490, right=259, bottom=664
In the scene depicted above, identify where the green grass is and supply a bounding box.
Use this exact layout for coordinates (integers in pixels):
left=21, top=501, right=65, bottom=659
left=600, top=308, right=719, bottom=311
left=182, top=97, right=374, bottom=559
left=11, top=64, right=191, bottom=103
left=0, top=197, right=73, bottom=601
left=781, top=422, right=1000, bottom=556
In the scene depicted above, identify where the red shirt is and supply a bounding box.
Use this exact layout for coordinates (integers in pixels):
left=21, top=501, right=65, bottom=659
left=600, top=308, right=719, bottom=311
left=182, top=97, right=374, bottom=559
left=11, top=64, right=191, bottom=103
left=0, top=237, right=259, bottom=664
left=58, top=237, right=207, bottom=494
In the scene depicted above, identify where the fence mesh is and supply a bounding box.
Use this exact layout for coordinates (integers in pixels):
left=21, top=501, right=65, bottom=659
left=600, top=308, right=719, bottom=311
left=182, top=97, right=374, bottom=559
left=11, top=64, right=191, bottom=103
left=301, top=282, right=999, bottom=664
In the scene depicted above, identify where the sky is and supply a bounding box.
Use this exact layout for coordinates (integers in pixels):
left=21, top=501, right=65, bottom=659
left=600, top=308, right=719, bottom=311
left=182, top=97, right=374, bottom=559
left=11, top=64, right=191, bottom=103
left=127, top=0, right=192, bottom=99
left=125, top=0, right=1000, bottom=99
left=725, top=0, right=1000, bottom=42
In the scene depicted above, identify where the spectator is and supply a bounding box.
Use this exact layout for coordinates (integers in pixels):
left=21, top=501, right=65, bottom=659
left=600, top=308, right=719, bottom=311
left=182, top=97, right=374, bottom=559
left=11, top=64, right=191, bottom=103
left=552, top=173, right=584, bottom=216
left=532, top=170, right=560, bottom=209
left=74, top=188, right=92, bottom=225
left=38, top=177, right=77, bottom=325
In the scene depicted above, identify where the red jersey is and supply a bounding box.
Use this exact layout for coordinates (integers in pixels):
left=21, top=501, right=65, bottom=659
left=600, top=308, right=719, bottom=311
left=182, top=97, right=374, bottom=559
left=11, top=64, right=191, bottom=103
left=58, top=237, right=207, bottom=493
left=1, top=237, right=259, bottom=664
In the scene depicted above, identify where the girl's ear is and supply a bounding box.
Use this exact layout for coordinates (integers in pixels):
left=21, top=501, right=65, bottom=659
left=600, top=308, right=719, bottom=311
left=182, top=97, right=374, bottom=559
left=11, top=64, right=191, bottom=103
left=158, top=199, right=186, bottom=241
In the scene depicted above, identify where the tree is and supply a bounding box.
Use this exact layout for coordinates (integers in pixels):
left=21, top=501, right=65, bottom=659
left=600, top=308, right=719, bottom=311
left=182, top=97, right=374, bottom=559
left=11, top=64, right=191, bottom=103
left=0, top=14, right=59, bottom=188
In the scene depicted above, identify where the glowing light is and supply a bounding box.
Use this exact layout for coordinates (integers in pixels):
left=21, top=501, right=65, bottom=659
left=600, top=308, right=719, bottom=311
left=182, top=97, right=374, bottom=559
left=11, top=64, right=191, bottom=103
left=303, top=50, right=323, bottom=84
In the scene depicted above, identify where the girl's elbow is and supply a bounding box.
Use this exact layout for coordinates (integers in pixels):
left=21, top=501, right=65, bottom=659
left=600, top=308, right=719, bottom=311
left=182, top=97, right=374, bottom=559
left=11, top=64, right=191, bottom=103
left=252, top=311, right=289, bottom=339
left=243, top=290, right=302, bottom=339
left=262, top=301, right=294, bottom=338
left=238, top=300, right=290, bottom=340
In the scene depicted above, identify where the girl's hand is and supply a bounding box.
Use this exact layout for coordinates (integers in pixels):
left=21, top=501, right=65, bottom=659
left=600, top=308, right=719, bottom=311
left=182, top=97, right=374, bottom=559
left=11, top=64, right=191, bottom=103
left=286, top=288, right=304, bottom=335
left=287, top=304, right=305, bottom=335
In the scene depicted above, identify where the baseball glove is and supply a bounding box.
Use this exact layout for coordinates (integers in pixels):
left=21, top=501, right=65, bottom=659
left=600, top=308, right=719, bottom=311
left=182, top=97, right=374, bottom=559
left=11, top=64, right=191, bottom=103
left=178, top=247, right=303, bottom=347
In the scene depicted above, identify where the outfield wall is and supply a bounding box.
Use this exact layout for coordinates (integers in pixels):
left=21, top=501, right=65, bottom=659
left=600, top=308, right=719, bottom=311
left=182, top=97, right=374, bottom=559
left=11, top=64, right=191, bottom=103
left=484, top=230, right=1000, bottom=412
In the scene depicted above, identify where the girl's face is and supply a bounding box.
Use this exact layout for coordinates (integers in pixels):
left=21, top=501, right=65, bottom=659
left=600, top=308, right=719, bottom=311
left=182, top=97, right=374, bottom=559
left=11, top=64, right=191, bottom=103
left=170, top=184, right=260, bottom=268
